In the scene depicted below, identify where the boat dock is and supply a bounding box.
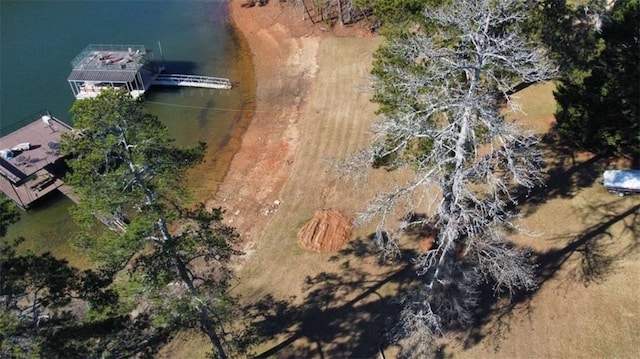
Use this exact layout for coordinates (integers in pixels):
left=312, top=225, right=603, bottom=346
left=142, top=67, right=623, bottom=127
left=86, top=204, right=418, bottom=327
left=0, top=112, right=73, bottom=210
left=67, top=44, right=232, bottom=99
left=152, top=73, right=232, bottom=89
left=0, top=112, right=129, bottom=233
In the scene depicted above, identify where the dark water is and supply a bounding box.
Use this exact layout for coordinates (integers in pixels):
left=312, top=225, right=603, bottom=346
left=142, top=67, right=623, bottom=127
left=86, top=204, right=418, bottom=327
left=0, top=0, right=254, bottom=267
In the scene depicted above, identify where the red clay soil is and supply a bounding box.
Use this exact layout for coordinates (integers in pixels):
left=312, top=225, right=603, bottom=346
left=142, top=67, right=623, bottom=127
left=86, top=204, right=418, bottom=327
left=296, top=209, right=353, bottom=252
left=212, top=2, right=373, bottom=243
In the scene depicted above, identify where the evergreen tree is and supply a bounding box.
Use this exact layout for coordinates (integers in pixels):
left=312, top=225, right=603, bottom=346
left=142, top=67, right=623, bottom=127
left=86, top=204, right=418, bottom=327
left=61, top=89, right=240, bottom=358
left=554, top=0, right=639, bottom=157
left=1, top=198, right=120, bottom=358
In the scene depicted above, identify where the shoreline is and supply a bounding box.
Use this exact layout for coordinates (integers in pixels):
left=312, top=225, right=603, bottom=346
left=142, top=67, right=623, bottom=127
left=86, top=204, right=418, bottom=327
left=211, top=2, right=318, bottom=241
left=185, top=8, right=257, bottom=202
left=216, top=0, right=378, bottom=243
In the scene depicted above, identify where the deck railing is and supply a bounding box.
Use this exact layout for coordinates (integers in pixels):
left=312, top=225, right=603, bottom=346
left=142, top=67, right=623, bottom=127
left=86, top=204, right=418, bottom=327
left=0, top=111, right=71, bottom=137
left=153, top=74, right=232, bottom=89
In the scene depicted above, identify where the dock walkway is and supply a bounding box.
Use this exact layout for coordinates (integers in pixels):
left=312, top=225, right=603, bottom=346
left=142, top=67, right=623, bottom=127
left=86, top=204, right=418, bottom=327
left=152, top=73, right=232, bottom=90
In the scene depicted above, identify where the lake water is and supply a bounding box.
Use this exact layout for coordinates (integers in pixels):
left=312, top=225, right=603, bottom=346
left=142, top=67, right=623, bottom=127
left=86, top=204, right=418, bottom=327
left=0, top=0, right=254, bottom=267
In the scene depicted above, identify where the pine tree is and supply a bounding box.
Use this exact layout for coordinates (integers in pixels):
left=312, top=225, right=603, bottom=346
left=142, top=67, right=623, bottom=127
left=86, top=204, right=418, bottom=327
left=62, top=89, right=240, bottom=358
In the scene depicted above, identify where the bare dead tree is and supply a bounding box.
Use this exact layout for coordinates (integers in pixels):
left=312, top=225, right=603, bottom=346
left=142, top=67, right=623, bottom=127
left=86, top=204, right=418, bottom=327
left=344, top=0, right=557, bottom=354
left=296, top=0, right=372, bottom=25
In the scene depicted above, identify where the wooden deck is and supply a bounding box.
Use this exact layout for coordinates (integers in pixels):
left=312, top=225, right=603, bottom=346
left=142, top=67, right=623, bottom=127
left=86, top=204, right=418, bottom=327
left=0, top=115, right=73, bottom=209
left=1, top=113, right=128, bottom=232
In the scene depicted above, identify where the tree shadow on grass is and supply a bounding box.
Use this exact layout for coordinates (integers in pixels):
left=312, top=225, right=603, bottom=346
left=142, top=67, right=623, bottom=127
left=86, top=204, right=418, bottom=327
left=536, top=199, right=639, bottom=286
left=514, top=133, right=609, bottom=216
left=241, top=237, right=419, bottom=358
left=240, top=130, right=636, bottom=357
left=464, top=200, right=640, bottom=351
left=243, top=198, right=638, bottom=356
left=458, top=125, right=640, bottom=351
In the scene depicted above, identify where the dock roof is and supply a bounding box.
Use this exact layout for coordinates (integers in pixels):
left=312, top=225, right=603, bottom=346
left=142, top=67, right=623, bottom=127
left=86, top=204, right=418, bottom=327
left=68, top=44, right=150, bottom=83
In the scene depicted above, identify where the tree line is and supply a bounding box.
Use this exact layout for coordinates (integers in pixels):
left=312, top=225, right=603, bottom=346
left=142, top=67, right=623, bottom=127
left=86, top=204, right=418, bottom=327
left=282, top=0, right=637, bottom=157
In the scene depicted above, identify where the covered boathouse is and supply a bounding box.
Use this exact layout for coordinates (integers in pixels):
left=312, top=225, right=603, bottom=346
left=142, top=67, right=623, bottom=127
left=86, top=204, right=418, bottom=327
left=67, top=44, right=162, bottom=100
left=0, top=112, right=74, bottom=209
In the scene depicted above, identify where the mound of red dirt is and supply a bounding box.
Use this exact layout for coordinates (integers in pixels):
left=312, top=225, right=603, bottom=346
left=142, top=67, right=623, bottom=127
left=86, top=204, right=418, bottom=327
left=297, top=209, right=353, bottom=252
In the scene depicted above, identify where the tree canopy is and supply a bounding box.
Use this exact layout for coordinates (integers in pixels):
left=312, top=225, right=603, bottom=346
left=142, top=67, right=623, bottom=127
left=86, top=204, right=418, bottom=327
left=350, top=0, right=556, bottom=355
left=553, top=0, right=639, bottom=157
left=0, top=197, right=122, bottom=358
left=61, top=89, right=241, bottom=358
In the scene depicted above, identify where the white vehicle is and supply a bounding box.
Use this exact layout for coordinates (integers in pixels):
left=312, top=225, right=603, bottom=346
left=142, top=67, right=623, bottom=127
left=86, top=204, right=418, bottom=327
left=601, top=170, right=640, bottom=196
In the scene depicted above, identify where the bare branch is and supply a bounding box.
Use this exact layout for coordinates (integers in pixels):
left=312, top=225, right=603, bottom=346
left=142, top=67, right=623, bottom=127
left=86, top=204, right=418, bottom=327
left=347, top=0, right=556, bottom=347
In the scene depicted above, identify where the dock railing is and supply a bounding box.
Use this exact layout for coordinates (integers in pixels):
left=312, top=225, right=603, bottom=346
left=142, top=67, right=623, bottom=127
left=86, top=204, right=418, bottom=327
left=0, top=110, right=71, bottom=137
left=153, top=73, right=232, bottom=89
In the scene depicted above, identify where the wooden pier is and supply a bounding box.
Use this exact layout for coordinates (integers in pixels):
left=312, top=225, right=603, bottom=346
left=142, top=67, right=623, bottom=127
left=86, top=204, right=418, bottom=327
left=0, top=113, right=73, bottom=210
left=0, top=114, right=129, bottom=233
left=152, top=73, right=232, bottom=90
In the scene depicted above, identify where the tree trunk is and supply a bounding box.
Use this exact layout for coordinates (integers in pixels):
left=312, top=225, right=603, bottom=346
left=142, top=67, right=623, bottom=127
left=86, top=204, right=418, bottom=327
left=174, top=253, right=228, bottom=359
left=120, top=130, right=228, bottom=358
